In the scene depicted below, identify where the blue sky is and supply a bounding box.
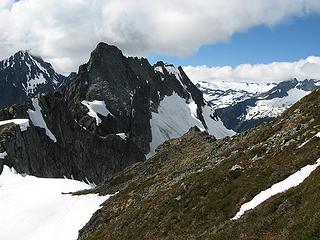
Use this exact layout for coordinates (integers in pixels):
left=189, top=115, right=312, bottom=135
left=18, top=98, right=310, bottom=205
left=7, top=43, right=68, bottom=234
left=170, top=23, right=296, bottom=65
left=2, top=0, right=320, bottom=75
left=149, top=14, right=320, bottom=67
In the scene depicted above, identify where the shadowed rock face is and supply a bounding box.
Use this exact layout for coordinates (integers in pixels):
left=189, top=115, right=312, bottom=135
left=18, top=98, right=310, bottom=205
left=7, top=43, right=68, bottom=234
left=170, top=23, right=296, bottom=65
left=0, top=93, right=145, bottom=183
left=0, top=51, right=66, bottom=108
left=0, top=43, right=217, bottom=183
left=66, top=43, right=209, bottom=154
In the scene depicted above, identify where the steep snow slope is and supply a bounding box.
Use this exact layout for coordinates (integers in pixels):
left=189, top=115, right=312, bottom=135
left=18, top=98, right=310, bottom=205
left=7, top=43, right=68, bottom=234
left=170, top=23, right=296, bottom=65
left=27, top=98, right=57, bottom=142
left=0, top=166, right=111, bottom=240
left=148, top=64, right=235, bottom=156
left=148, top=93, right=234, bottom=156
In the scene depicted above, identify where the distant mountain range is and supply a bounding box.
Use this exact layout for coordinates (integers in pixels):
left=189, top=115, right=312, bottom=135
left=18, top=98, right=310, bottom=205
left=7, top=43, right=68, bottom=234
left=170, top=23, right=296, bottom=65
left=196, top=80, right=276, bottom=109
left=195, top=78, right=319, bottom=132
left=0, top=51, right=66, bottom=108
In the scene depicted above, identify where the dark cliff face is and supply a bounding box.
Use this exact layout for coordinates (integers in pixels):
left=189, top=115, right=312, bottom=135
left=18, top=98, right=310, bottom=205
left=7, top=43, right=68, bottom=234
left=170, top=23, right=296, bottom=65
left=0, top=42, right=222, bottom=183
left=0, top=93, right=145, bottom=184
left=67, top=44, right=153, bottom=153
left=66, top=43, right=210, bottom=153
left=0, top=51, right=66, bottom=108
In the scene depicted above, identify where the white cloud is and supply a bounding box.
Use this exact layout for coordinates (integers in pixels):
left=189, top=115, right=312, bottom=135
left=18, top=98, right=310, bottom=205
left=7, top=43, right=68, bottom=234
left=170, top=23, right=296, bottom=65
left=0, top=0, right=320, bottom=73
left=183, top=56, right=320, bottom=83
left=0, top=0, right=15, bottom=10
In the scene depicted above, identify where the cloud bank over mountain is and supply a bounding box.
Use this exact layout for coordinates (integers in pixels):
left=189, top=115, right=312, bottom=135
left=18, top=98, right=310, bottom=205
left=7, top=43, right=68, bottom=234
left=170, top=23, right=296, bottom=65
left=184, top=56, right=320, bottom=83
left=1, top=0, right=320, bottom=73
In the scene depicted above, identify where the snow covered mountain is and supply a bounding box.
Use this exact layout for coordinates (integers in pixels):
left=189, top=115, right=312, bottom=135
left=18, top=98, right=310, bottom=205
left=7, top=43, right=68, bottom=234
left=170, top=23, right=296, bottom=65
left=195, top=80, right=276, bottom=109
left=0, top=43, right=234, bottom=184
left=0, top=51, right=66, bottom=108
left=193, top=78, right=319, bottom=132
left=212, top=79, right=319, bottom=132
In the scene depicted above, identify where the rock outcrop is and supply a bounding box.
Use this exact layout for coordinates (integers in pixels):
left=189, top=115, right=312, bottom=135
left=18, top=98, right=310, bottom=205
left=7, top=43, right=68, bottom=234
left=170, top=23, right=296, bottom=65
left=0, top=93, right=145, bottom=183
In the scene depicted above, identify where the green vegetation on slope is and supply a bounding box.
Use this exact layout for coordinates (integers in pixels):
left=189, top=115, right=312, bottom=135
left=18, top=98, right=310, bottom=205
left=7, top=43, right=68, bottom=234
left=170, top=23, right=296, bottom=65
left=78, top=88, right=320, bottom=240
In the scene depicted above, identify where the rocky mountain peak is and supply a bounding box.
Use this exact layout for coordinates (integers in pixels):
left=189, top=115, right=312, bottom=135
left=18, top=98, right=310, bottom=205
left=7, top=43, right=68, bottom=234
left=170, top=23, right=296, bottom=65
left=87, top=42, right=126, bottom=73
left=1, top=50, right=29, bottom=70
left=0, top=50, right=66, bottom=108
left=0, top=42, right=234, bottom=184
left=262, top=78, right=299, bottom=99
left=154, top=61, right=165, bottom=67
left=297, top=79, right=317, bottom=91
left=13, top=50, right=31, bottom=62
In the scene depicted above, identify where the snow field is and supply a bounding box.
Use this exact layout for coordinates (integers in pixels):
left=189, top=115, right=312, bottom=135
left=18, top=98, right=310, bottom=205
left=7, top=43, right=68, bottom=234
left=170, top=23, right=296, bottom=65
left=0, top=166, right=111, bottom=240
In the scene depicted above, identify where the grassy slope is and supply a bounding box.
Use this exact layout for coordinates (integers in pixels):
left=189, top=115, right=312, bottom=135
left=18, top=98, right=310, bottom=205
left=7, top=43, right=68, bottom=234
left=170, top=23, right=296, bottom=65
left=79, top=88, right=320, bottom=240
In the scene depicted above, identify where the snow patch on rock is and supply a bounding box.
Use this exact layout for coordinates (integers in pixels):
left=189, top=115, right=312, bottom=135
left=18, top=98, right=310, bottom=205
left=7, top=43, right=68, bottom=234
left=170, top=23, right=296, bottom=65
left=0, top=119, right=29, bottom=132
left=232, top=158, right=320, bottom=220
left=164, top=65, right=187, bottom=90
left=0, top=152, right=7, bottom=159
left=230, top=164, right=243, bottom=171
left=116, top=133, right=127, bottom=140
left=81, top=100, right=114, bottom=125
left=154, top=66, right=164, bottom=74
left=27, top=98, right=57, bottom=142
left=298, top=132, right=320, bottom=148
left=25, top=73, right=47, bottom=94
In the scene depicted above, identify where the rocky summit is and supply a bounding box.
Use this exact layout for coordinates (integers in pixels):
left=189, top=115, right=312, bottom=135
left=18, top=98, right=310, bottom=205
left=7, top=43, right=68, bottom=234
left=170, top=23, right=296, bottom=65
left=0, top=51, right=66, bottom=108
left=0, top=43, right=233, bottom=184
left=76, top=86, right=320, bottom=240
